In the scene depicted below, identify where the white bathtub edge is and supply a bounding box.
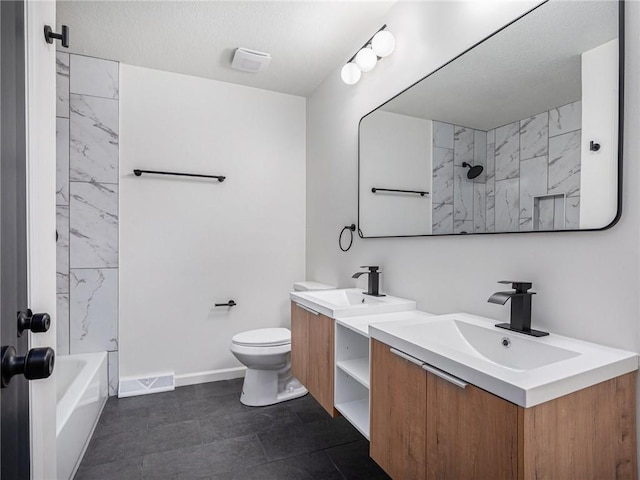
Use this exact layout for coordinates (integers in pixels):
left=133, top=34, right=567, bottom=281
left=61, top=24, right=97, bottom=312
left=68, top=395, right=107, bottom=480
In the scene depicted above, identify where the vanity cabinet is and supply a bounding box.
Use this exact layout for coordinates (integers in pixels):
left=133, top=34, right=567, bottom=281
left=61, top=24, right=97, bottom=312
left=291, top=302, right=338, bottom=417
left=370, top=339, right=637, bottom=480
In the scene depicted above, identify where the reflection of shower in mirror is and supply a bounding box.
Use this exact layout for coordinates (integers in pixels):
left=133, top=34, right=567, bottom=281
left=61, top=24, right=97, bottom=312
left=462, top=162, right=484, bottom=180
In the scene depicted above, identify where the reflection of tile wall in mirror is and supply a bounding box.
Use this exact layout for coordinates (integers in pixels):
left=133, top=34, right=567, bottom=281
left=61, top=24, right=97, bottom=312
left=533, top=194, right=566, bottom=231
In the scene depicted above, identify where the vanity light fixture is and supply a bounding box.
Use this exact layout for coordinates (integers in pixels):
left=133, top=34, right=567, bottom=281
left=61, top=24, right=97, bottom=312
left=341, top=25, right=395, bottom=85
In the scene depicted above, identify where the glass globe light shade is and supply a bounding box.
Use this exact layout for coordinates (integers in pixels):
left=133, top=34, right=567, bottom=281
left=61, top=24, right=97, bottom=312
left=354, top=47, right=377, bottom=73
left=371, top=30, right=395, bottom=58
left=341, top=62, right=361, bottom=85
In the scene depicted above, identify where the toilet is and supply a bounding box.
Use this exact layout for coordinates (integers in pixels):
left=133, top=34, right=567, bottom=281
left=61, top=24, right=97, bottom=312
left=230, top=281, right=335, bottom=407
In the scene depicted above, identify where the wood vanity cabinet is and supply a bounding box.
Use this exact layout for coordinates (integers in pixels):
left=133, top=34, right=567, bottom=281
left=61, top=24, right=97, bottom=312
left=290, top=302, right=338, bottom=417
left=370, top=338, right=637, bottom=480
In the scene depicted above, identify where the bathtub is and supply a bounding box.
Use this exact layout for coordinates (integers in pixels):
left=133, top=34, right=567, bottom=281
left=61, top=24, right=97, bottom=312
left=56, top=352, right=108, bottom=480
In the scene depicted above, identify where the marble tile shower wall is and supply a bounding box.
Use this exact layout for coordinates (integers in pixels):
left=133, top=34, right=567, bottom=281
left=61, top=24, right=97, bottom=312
left=432, top=122, right=487, bottom=234
left=432, top=100, right=582, bottom=234
left=56, top=53, right=119, bottom=396
left=487, top=101, right=582, bottom=232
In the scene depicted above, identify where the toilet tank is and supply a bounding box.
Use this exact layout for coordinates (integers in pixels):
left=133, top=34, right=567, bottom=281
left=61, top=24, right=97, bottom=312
left=293, top=281, right=335, bottom=292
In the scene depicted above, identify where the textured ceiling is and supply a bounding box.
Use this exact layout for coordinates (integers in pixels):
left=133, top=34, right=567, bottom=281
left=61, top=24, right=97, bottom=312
left=56, top=1, right=395, bottom=97
left=380, top=1, right=618, bottom=131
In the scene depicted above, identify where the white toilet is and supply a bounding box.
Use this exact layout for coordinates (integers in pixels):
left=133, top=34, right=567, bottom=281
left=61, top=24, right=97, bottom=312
left=230, top=281, right=335, bottom=407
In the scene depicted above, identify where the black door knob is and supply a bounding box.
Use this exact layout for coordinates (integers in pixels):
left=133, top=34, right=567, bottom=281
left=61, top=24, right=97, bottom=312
left=1, top=346, right=55, bottom=388
left=17, top=310, right=51, bottom=336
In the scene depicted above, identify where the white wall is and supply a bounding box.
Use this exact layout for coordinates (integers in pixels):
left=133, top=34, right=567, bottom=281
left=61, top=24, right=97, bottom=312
left=119, top=66, right=305, bottom=384
left=581, top=39, right=619, bottom=229
left=360, top=111, right=432, bottom=236
left=307, top=0, right=639, bottom=354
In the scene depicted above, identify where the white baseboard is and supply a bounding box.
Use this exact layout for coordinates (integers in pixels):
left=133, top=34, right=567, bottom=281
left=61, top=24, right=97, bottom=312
left=175, top=366, right=246, bottom=387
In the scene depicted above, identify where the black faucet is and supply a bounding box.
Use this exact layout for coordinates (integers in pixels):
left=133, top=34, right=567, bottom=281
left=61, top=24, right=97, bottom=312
left=352, top=266, right=385, bottom=297
left=488, top=281, right=548, bottom=337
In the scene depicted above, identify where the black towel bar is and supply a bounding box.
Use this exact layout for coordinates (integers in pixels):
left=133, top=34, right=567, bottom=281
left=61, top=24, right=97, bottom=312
left=133, top=169, right=226, bottom=182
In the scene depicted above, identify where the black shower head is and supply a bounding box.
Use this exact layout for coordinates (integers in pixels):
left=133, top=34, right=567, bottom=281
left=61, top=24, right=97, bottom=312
left=462, top=162, right=484, bottom=180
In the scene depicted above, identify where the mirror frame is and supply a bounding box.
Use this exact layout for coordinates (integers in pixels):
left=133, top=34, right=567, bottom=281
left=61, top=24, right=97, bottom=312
left=357, top=0, right=625, bottom=239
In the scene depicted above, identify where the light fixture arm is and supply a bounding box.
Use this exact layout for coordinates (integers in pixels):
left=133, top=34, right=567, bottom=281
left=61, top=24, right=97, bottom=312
left=347, top=24, right=388, bottom=63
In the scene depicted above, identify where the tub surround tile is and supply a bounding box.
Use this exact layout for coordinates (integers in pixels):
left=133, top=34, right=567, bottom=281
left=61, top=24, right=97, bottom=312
left=56, top=52, right=70, bottom=118
left=553, top=195, right=565, bottom=230
left=519, top=217, right=532, bottom=232
left=432, top=147, right=454, bottom=204
left=494, top=122, right=520, bottom=181
left=473, top=184, right=486, bottom=233
left=454, top=220, right=473, bottom=234
left=549, top=100, right=582, bottom=137
left=433, top=121, right=454, bottom=149
left=70, top=55, right=119, bottom=100
left=566, top=196, right=580, bottom=229
left=432, top=203, right=453, bottom=235
left=520, top=112, right=548, bottom=160
left=70, top=94, right=119, bottom=184
left=70, top=182, right=118, bottom=268
left=453, top=166, right=473, bottom=220
left=548, top=130, right=581, bottom=197
left=56, top=206, right=70, bottom=294
left=453, top=126, right=474, bottom=166
left=473, top=130, right=487, bottom=183
left=495, top=178, right=519, bottom=232
left=70, top=268, right=118, bottom=353
left=519, top=156, right=548, bottom=219
left=108, top=351, right=119, bottom=397
left=56, top=118, right=70, bottom=205
left=486, top=195, right=495, bottom=232
left=56, top=294, right=70, bottom=356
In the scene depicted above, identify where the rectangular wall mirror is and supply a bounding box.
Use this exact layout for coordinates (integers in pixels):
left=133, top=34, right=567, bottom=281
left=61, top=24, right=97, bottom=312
left=358, top=0, right=622, bottom=237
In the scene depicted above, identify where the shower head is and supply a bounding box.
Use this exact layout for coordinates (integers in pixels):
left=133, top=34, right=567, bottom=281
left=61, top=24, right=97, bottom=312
left=462, top=162, right=484, bottom=180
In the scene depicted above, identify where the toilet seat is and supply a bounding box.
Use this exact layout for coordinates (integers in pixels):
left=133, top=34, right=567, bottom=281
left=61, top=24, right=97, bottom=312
left=232, top=328, right=291, bottom=347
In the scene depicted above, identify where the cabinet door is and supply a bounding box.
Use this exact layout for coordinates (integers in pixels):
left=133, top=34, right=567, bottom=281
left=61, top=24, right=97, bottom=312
left=425, top=370, right=518, bottom=480
left=370, top=339, right=427, bottom=480
left=290, top=302, right=309, bottom=385
left=307, top=312, right=337, bottom=417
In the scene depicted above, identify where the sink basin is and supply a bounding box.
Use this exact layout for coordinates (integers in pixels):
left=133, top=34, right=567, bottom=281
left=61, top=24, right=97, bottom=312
left=290, top=288, right=415, bottom=319
left=303, top=289, right=383, bottom=307
left=408, top=318, right=579, bottom=370
left=370, top=312, right=637, bottom=407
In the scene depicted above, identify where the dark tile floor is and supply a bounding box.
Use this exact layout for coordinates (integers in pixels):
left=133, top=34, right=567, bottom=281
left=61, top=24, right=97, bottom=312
left=76, top=379, right=391, bottom=480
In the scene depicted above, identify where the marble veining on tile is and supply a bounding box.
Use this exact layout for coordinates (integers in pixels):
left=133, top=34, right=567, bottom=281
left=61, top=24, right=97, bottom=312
left=432, top=121, right=454, bottom=149
left=473, top=130, right=487, bottom=183
left=432, top=203, right=453, bottom=235
left=453, top=166, right=473, bottom=221
left=494, top=122, right=520, bottom=181
left=432, top=147, right=454, bottom=204
left=548, top=130, right=581, bottom=197
left=108, top=351, right=119, bottom=397
left=520, top=112, right=548, bottom=160
left=454, top=220, right=473, bottom=234
left=473, top=184, right=486, bottom=233
left=70, top=182, right=118, bottom=268
left=70, top=268, right=118, bottom=353
left=70, top=55, right=119, bottom=100
left=486, top=129, right=495, bottom=196
left=57, top=206, right=70, bottom=294
left=56, top=52, right=70, bottom=118
left=70, top=94, right=119, bottom=184
left=494, top=178, right=519, bottom=232
left=566, top=196, right=581, bottom=230
left=56, top=118, right=70, bottom=206
left=549, top=100, right=582, bottom=137
left=453, top=126, right=474, bottom=166
left=57, top=294, right=70, bottom=355
left=486, top=195, right=495, bottom=232
left=519, top=156, right=548, bottom=219
left=519, top=217, right=532, bottom=232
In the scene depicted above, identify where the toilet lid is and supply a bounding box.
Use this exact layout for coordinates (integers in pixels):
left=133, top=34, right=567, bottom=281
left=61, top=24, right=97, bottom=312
left=232, top=328, right=291, bottom=347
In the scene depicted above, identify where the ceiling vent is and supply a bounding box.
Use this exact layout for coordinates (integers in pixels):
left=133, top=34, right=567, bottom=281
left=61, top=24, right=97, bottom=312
left=231, top=48, right=271, bottom=73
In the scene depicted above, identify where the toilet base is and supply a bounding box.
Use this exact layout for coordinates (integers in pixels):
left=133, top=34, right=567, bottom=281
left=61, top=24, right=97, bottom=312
left=240, top=368, right=308, bottom=407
